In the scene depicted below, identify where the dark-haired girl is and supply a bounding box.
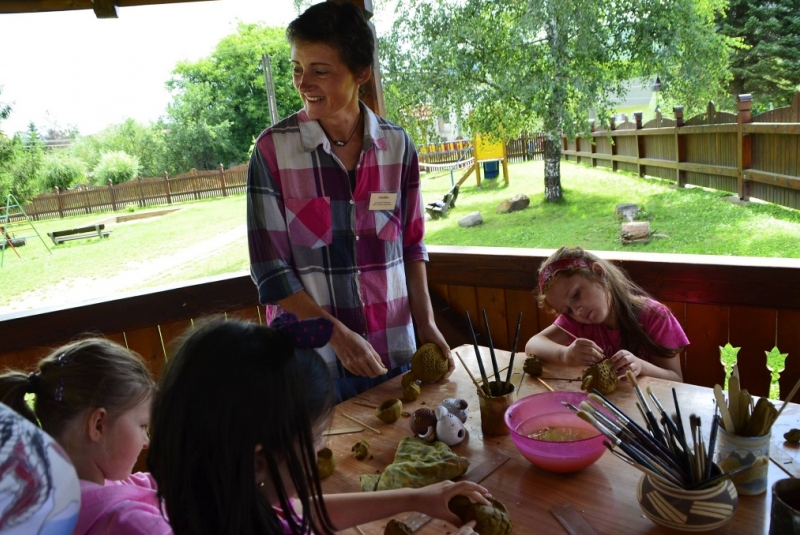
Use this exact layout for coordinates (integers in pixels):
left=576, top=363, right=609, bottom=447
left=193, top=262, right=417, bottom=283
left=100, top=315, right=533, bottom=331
left=0, top=338, right=167, bottom=534
left=526, top=246, right=688, bottom=381
left=148, top=315, right=487, bottom=535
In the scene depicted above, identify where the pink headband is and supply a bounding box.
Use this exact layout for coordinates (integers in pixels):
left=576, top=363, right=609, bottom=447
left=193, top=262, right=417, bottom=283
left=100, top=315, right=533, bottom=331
left=538, top=258, right=592, bottom=293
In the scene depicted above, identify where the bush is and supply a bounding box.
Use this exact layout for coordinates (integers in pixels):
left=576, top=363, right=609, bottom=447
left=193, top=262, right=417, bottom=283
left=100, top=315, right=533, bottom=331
left=40, top=154, right=86, bottom=191
left=93, top=151, right=140, bottom=186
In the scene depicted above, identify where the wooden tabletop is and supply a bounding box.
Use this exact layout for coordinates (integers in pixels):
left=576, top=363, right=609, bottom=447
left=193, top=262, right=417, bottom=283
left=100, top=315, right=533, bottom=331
left=321, top=345, right=800, bottom=534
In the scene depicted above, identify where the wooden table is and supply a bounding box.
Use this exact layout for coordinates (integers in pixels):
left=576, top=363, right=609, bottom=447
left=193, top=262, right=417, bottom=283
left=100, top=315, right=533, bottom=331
left=322, top=345, right=800, bottom=534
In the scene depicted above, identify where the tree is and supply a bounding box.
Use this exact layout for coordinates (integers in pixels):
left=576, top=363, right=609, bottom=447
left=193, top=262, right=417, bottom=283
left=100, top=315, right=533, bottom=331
left=40, top=153, right=86, bottom=191
left=719, top=0, right=800, bottom=111
left=164, top=23, right=302, bottom=169
left=381, top=0, right=735, bottom=201
left=93, top=151, right=140, bottom=186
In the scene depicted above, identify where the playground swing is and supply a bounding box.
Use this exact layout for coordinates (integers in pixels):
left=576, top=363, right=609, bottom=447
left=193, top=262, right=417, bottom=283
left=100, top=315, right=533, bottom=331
left=453, top=134, right=509, bottom=189
left=1, top=193, right=52, bottom=267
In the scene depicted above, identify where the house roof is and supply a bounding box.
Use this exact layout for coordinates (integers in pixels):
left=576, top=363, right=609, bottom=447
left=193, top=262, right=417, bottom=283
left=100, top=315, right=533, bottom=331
left=0, top=0, right=215, bottom=19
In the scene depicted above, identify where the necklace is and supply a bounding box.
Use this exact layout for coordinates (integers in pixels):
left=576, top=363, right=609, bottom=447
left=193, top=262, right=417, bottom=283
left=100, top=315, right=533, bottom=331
left=320, top=112, right=361, bottom=147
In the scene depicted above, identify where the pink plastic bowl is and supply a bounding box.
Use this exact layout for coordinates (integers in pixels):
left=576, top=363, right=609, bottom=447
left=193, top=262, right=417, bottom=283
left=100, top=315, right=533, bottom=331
left=504, top=391, right=607, bottom=473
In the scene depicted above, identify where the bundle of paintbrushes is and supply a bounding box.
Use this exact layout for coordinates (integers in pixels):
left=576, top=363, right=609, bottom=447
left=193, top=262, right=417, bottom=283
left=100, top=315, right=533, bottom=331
left=563, top=371, right=760, bottom=491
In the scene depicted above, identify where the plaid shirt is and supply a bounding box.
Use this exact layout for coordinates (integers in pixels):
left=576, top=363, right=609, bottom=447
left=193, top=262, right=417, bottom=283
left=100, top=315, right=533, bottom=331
left=247, top=103, right=427, bottom=378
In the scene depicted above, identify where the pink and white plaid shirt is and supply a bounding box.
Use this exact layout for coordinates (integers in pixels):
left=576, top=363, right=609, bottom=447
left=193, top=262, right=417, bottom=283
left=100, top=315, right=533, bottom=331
left=247, top=103, right=427, bottom=378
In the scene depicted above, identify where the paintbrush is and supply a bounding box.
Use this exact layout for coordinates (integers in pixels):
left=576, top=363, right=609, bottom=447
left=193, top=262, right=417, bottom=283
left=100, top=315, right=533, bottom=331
left=504, top=312, right=523, bottom=393
left=705, top=414, right=721, bottom=481
left=481, top=309, right=502, bottom=387
left=627, top=371, right=666, bottom=445
left=465, top=311, right=489, bottom=395
left=649, top=386, right=695, bottom=485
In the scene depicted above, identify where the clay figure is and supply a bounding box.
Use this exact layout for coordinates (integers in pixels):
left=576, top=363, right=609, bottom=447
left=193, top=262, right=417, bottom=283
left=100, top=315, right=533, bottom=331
left=580, top=359, right=618, bottom=395
left=440, top=398, right=469, bottom=423
left=317, top=447, right=336, bottom=479
left=523, top=355, right=543, bottom=377
left=352, top=440, right=370, bottom=460
left=434, top=405, right=466, bottom=446
left=448, top=495, right=512, bottom=535
left=410, top=407, right=437, bottom=436
left=375, top=398, right=403, bottom=424
left=384, top=519, right=414, bottom=535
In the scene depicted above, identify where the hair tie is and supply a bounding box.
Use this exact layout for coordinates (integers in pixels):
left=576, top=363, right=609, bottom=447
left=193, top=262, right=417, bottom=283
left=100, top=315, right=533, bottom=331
left=26, top=372, right=41, bottom=394
left=538, top=258, right=592, bottom=293
left=270, top=313, right=333, bottom=349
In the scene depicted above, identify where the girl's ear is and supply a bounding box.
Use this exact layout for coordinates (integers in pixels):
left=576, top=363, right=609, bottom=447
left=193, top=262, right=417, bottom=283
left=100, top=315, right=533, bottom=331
left=354, top=66, right=372, bottom=86
left=86, top=408, right=108, bottom=443
left=591, top=262, right=605, bottom=277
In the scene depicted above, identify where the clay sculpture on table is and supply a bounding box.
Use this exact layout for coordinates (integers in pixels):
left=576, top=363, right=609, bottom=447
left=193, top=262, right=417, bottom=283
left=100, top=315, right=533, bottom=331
left=448, top=495, right=512, bottom=535
left=317, top=447, right=336, bottom=479
left=375, top=398, right=404, bottom=424
left=440, top=398, right=469, bottom=423
left=352, top=439, right=370, bottom=460
left=580, top=359, right=618, bottom=395
left=384, top=519, right=413, bottom=535
left=523, top=355, right=543, bottom=377
left=401, top=343, right=449, bottom=401
left=434, top=405, right=466, bottom=446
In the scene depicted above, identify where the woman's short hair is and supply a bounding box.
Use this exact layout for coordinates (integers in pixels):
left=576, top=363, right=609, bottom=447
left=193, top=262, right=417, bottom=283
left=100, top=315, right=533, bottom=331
left=148, top=317, right=336, bottom=535
left=287, top=1, right=374, bottom=75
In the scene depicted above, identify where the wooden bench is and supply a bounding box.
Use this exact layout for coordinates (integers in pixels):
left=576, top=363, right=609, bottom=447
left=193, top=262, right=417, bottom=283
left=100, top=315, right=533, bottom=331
left=48, top=224, right=111, bottom=245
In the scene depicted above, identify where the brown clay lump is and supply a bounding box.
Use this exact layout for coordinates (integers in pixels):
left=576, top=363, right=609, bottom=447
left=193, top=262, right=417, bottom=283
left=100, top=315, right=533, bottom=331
left=384, top=519, right=414, bottom=535
left=785, top=428, right=800, bottom=442
left=316, top=447, right=336, bottom=479
left=523, top=355, right=543, bottom=377
left=580, top=359, right=618, bottom=395
left=352, top=439, right=370, bottom=460
left=448, top=495, right=512, bottom=535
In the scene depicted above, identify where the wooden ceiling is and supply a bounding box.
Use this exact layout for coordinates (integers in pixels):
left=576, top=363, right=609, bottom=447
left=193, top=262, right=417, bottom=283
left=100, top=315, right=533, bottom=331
left=0, top=0, right=216, bottom=19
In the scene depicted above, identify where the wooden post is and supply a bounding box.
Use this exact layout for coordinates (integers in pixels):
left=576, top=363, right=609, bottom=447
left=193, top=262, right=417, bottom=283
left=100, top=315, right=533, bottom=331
left=163, top=172, right=171, bottom=204
left=54, top=187, right=64, bottom=219
left=634, top=111, right=644, bottom=177
left=219, top=163, right=227, bottom=197
left=737, top=94, right=753, bottom=201
left=192, top=169, right=199, bottom=201
left=589, top=119, right=596, bottom=167
left=137, top=177, right=145, bottom=208
left=108, top=179, right=117, bottom=211
left=609, top=116, right=618, bottom=172
left=674, top=106, right=686, bottom=188
left=82, top=184, right=91, bottom=215
left=502, top=142, right=509, bottom=185
left=475, top=158, right=482, bottom=188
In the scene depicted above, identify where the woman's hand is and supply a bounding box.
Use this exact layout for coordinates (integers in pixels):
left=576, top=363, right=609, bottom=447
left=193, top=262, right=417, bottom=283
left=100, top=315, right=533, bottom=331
left=411, top=481, right=491, bottom=526
left=563, top=338, right=605, bottom=366
left=329, top=325, right=387, bottom=378
left=416, top=322, right=455, bottom=380
left=455, top=521, right=478, bottom=534
left=610, top=350, right=643, bottom=378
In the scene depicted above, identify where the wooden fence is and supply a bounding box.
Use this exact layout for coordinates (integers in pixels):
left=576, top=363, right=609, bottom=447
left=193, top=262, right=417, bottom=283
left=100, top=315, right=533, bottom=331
left=16, top=164, right=248, bottom=222
left=417, top=133, right=547, bottom=168
left=563, top=93, right=800, bottom=210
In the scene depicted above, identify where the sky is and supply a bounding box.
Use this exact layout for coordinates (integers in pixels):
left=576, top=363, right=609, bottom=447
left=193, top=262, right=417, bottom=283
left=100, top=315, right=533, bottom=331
left=0, top=0, right=301, bottom=136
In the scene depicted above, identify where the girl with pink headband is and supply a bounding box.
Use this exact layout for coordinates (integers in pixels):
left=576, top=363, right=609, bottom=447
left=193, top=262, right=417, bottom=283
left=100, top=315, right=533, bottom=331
left=525, top=247, right=688, bottom=381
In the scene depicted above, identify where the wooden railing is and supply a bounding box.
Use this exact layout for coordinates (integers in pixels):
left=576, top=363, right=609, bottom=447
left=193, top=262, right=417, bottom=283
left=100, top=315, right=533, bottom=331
left=2, top=247, right=799, bottom=400
left=563, top=93, right=800, bottom=211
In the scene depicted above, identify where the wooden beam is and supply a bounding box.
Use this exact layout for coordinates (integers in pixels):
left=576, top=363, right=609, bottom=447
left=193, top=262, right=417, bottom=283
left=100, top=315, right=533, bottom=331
left=92, top=0, right=118, bottom=18
left=0, top=0, right=215, bottom=16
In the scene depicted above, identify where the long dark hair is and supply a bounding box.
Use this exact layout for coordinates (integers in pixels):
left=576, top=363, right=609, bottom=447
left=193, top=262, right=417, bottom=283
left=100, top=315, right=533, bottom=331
left=286, top=1, right=374, bottom=75
left=537, top=246, right=676, bottom=359
left=0, top=338, right=154, bottom=440
left=148, top=317, right=336, bottom=535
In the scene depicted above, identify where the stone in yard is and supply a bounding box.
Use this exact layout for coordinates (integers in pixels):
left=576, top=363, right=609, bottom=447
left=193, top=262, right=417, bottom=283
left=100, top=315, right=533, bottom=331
left=496, top=194, right=530, bottom=214
left=458, top=211, right=483, bottom=228
left=615, top=203, right=639, bottom=221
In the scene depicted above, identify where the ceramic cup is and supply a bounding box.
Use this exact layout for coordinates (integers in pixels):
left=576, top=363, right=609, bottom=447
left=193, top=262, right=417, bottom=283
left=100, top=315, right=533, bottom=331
left=637, top=470, right=738, bottom=531
left=477, top=380, right=515, bottom=436
left=715, top=427, right=770, bottom=496
left=770, top=479, right=800, bottom=535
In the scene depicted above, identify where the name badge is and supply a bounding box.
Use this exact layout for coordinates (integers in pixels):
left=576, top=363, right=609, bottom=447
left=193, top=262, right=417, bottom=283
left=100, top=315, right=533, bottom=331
left=368, top=192, right=399, bottom=211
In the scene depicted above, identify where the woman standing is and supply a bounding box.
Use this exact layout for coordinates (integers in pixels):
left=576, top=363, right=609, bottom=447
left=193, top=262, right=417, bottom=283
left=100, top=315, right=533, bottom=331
left=247, top=1, right=453, bottom=402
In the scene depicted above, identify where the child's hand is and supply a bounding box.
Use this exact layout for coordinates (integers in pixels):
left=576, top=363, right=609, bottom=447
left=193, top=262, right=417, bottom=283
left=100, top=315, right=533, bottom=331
left=563, top=338, right=605, bottom=366
left=610, top=350, right=642, bottom=377
left=413, top=481, right=491, bottom=526
left=455, top=520, right=478, bottom=534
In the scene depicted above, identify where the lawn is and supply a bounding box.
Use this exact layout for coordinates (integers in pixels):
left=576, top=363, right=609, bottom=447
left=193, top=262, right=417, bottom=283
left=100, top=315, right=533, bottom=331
left=3, top=159, right=800, bottom=315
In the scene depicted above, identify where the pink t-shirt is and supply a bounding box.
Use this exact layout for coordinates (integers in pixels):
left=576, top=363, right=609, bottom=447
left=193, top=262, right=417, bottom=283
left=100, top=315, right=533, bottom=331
left=554, top=299, right=689, bottom=361
left=73, top=472, right=172, bottom=535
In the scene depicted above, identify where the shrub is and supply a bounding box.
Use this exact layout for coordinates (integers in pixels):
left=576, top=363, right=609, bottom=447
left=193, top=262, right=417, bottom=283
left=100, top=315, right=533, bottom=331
left=93, top=150, right=140, bottom=186
left=40, top=154, right=86, bottom=191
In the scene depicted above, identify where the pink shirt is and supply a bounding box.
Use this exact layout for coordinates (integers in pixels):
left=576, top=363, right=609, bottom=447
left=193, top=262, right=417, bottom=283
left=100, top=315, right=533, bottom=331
left=554, top=299, right=689, bottom=361
left=73, top=472, right=171, bottom=535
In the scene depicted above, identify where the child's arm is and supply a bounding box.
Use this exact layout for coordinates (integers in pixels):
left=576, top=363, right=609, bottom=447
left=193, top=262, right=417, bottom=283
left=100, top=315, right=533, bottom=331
left=320, top=480, right=490, bottom=530
left=611, top=349, right=684, bottom=382
left=526, top=324, right=605, bottom=366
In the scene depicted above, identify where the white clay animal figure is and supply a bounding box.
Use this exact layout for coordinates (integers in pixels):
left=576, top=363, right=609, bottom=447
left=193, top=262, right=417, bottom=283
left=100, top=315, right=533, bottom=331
left=434, top=405, right=466, bottom=446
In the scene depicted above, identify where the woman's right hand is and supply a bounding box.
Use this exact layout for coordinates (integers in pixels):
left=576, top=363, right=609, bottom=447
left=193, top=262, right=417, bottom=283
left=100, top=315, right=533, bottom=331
left=330, top=324, right=387, bottom=377
left=563, top=338, right=605, bottom=366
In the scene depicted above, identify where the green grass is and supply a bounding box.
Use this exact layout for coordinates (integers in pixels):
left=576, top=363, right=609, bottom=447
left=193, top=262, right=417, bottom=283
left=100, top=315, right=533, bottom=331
left=3, top=159, right=800, bottom=314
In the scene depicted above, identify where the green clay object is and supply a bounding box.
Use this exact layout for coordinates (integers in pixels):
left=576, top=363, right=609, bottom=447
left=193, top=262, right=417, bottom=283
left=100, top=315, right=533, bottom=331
left=384, top=519, right=413, bottom=535
left=523, top=356, right=543, bottom=377
left=580, top=359, right=618, bottom=395
left=317, top=447, right=336, bottom=479
left=376, top=398, right=403, bottom=424
left=352, top=439, right=370, bottom=460
left=448, top=495, right=512, bottom=535
left=408, top=343, right=449, bottom=383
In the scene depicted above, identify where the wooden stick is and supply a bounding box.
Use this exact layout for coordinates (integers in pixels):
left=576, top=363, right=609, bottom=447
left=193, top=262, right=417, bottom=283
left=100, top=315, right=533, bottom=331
left=537, top=376, right=555, bottom=392
left=776, top=375, right=800, bottom=421
left=482, top=309, right=501, bottom=384
left=505, top=312, right=523, bottom=387
left=478, top=365, right=509, bottom=384
left=353, top=400, right=378, bottom=409
left=517, top=371, right=526, bottom=396
left=342, top=413, right=381, bottom=435
left=354, top=526, right=366, bottom=535
left=454, top=350, right=482, bottom=391
left=323, top=427, right=363, bottom=436
left=465, top=311, right=490, bottom=393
